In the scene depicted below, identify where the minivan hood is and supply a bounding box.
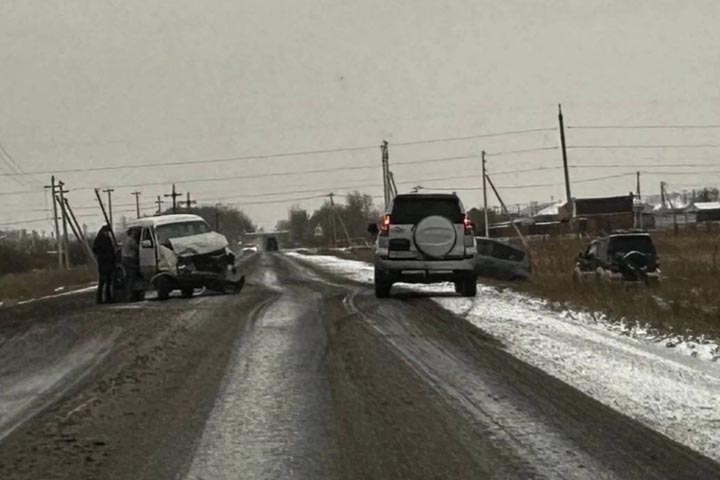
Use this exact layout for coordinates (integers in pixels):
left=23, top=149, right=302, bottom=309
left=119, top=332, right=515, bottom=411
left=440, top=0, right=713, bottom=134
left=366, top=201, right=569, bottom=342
left=169, top=232, right=229, bottom=257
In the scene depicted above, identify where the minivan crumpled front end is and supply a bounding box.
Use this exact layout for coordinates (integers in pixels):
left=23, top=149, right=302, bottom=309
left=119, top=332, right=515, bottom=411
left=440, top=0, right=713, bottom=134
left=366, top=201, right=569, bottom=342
left=168, top=232, right=239, bottom=284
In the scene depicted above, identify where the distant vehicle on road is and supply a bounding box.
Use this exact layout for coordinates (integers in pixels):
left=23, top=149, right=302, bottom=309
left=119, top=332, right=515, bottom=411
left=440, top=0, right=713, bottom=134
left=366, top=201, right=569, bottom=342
left=265, top=237, right=279, bottom=251
left=574, top=231, right=660, bottom=285
left=369, top=193, right=478, bottom=297
left=475, top=238, right=530, bottom=281
left=242, top=244, right=258, bottom=256
left=115, top=214, right=245, bottom=301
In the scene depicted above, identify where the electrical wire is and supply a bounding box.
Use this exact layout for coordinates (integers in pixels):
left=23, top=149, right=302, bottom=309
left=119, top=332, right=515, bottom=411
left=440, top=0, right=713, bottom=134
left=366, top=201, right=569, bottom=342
left=568, top=125, right=720, bottom=130
left=484, top=146, right=559, bottom=157
left=568, top=144, right=720, bottom=150
left=391, top=127, right=555, bottom=147
left=20, top=153, right=481, bottom=193
left=0, top=127, right=554, bottom=178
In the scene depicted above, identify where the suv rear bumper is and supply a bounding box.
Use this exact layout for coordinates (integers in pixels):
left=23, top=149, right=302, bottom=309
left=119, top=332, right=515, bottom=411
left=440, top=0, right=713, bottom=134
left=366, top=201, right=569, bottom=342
left=376, top=257, right=476, bottom=283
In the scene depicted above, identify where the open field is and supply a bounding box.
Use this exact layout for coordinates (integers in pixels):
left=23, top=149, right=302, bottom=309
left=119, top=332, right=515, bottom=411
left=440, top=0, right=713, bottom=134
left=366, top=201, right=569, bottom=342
left=519, top=231, right=720, bottom=338
left=0, top=268, right=96, bottom=304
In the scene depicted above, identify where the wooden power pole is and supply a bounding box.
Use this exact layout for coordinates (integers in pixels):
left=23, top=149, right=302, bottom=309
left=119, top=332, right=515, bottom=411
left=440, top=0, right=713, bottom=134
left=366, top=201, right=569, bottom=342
left=44, top=175, right=63, bottom=269
left=328, top=193, right=337, bottom=247
left=131, top=191, right=142, bottom=218
left=181, top=192, right=197, bottom=211
left=482, top=150, right=489, bottom=237
left=381, top=141, right=390, bottom=209
left=103, top=188, right=115, bottom=229
left=558, top=104, right=572, bottom=214
left=155, top=196, right=164, bottom=215
left=57, top=181, right=71, bottom=269
left=164, top=184, right=182, bottom=214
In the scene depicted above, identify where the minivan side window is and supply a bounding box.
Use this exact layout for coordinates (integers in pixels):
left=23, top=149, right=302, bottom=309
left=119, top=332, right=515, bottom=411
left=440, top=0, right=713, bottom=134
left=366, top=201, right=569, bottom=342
left=141, top=227, right=154, bottom=247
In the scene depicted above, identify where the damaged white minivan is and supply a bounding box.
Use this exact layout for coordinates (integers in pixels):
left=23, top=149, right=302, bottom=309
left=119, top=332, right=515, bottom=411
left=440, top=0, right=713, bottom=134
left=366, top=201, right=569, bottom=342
left=115, top=214, right=245, bottom=301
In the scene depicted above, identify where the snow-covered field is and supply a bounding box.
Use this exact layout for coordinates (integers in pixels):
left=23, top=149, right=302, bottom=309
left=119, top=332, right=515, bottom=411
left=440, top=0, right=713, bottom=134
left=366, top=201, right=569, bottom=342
left=287, top=252, right=720, bottom=462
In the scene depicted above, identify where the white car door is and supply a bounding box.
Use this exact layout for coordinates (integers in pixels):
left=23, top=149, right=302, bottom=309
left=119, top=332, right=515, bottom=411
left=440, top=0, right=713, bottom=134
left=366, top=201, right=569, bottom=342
left=139, top=227, right=157, bottom=280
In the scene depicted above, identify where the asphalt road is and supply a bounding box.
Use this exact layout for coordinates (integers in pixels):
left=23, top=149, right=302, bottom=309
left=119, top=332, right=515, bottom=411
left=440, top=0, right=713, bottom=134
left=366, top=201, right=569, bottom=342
left=0, top=252, right=718, bottom=479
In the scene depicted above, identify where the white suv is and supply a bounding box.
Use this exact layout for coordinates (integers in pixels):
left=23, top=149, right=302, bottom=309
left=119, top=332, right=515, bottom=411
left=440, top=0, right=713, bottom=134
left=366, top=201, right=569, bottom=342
left=368, top=193, right=478, bottom=298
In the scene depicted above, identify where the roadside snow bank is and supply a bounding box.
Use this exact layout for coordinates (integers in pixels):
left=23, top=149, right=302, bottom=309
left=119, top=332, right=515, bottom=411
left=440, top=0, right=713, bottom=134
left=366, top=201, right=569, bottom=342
left=288, top=252, right=720, bottom=462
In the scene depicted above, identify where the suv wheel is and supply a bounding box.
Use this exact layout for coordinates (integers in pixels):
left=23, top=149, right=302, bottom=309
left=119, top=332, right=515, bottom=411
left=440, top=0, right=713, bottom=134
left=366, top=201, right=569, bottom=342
left=374, top=268, right=392, bottom=298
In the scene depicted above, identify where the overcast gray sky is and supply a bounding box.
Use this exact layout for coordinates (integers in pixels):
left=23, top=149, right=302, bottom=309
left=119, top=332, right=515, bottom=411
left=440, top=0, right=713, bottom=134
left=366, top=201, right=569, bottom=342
left=1, top=0, right=720, bottom=231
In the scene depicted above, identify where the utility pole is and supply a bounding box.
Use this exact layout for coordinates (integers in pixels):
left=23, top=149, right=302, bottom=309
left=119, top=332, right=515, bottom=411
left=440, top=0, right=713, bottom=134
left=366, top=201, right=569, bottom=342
left=181, top=192, right=197, bottom=211
left=558, top=104, right=572, bottom=215
left=660, top=181, right=667, bottom=209
left=329, top=192, right=352, bottom=247
left=215, top=203, right=221, bottom=231
left=164, top=184, right=182, bottom=214
left=636, top=171, right=643, bottom=229
left=44, top=175, right=62, bottom=269
left=482, top=150, right=489, bottom=237
left=94, top=188, right=117, bottom=245
left=57, top=181, right=71, bottom=269
left=155, top=196, right=164, bottom=215
left=485, top=172, right=530, bottom=252
left=131, top=191, right=142, bottom=218
left=103, top=188, right=115, bottom=229
left=63, top=197, right=96, bottom=267
left=328, top=192, right=337, bottom=247
left=381, top=141, right=390, bottom=209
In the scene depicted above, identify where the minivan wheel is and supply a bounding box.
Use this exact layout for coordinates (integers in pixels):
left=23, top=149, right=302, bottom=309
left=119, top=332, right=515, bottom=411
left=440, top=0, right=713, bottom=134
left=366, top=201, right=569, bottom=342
left=154, top=277, right=172, bottom=301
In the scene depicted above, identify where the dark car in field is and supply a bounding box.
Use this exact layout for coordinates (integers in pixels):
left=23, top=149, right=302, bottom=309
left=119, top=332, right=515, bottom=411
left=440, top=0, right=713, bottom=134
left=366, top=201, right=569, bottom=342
left=475, top=238, right=530, bottom=281
left=573, top=231, right=660, bottom=285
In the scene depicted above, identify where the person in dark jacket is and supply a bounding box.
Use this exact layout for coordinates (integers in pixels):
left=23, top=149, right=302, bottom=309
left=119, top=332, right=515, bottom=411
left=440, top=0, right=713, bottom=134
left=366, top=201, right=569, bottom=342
left=93, top=225, right=116, bottom=304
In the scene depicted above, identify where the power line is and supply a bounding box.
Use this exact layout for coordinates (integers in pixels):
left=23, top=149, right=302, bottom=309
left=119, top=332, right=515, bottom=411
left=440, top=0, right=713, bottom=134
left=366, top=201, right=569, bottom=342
left=568, top=144, right=720, bottom=150
left=17, top=153, right=483, bottom=193
left=568, top=124, right=720, bottom=130
left=0, top=127, right=555, bottom=178
left=0, top=188, right=39, bottom=197
left=391, top=127, right=555, bottom=147
left=485, top=146, right=559, bottom=157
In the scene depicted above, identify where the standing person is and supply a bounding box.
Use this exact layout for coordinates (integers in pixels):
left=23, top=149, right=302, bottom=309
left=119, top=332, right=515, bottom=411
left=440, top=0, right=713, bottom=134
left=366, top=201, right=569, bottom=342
left=92, top=224, right=116, bottom=304
left=121, top=228, right=140, bottom=295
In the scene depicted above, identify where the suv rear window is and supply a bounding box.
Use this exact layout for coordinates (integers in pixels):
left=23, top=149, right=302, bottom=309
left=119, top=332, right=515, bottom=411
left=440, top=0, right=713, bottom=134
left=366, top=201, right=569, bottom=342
left=608, top=235, right=656, bottom=256
left=391, top=197, right=463, bottom=224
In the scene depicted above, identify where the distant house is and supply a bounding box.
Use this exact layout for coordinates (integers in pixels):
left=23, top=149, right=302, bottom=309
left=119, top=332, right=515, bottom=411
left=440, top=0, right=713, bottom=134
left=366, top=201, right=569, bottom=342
left=685, top=202, right=720, bottom=222
left=533, top=202, right=564, bottom=223
left=559, top=194, right=635, bottom=233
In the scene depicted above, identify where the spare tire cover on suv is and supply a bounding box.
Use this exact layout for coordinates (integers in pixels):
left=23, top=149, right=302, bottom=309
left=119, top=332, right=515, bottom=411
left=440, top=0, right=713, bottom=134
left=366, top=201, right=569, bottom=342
left=413, top=215, right=458, bottom=258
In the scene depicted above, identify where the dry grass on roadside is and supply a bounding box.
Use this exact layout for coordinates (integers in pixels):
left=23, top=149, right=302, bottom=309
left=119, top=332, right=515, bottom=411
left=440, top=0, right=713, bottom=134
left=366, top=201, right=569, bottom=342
left=518, top=232, right=720, bottom=337
left=0, top=268, right=96, bottom=303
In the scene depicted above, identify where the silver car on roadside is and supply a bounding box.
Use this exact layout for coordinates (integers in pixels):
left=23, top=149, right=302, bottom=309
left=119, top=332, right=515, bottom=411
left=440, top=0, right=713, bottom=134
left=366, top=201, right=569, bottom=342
left=474, top=238, right=530, bottom=281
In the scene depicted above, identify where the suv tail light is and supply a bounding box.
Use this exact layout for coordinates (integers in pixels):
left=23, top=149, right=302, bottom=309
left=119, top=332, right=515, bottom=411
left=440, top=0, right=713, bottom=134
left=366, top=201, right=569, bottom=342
left=380, top=214, right=391, bottom=236
left=463, top=215, right=475, bottom=235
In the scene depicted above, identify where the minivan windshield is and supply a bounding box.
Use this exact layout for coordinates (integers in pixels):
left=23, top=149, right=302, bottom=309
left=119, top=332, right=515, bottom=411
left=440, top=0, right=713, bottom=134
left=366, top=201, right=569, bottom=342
left=156, top=221, right=211, bottom=245
left=391, top=197, right=464, bottom=224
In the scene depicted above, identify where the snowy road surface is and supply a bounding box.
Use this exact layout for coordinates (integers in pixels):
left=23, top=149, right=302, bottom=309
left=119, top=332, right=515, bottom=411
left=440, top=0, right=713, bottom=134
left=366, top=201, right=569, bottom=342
left=1, top=252, right=719, bottom=479
left=289, top=252, right=720, bottom=464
